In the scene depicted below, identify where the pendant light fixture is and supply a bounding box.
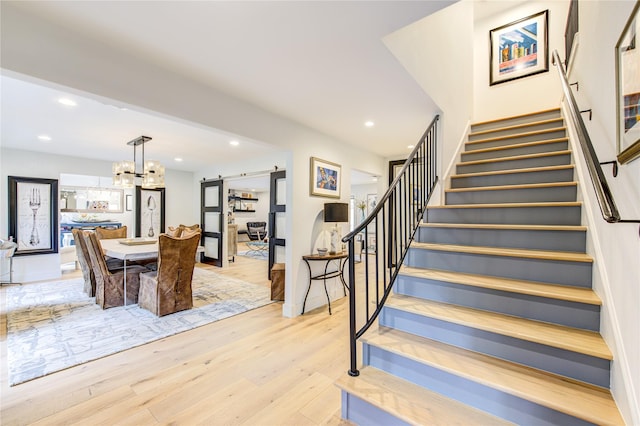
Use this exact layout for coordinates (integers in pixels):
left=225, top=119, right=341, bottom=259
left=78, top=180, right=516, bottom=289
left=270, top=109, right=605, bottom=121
left=112, top=136, right=165, bottom=189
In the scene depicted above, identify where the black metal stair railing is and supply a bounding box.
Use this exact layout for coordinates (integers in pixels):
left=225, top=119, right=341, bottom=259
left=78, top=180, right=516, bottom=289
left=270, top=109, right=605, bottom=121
left=342, top=115, right=439, bottom=376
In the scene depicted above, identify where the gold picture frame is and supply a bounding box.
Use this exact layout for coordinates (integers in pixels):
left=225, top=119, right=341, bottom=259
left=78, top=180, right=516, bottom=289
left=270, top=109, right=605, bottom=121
left=309, top=157, right=341, bottom=198
left=616, top=1, right=640, bottom=164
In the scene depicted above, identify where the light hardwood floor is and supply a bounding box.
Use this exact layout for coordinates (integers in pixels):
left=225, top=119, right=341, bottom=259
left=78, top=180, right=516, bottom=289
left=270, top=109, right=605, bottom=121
left=0, top=246, right=354, bottom=425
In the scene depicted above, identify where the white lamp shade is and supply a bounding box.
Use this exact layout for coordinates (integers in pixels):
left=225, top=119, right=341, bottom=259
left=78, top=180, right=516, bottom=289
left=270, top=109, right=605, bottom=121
left=142, top=161, right=165, bottom=188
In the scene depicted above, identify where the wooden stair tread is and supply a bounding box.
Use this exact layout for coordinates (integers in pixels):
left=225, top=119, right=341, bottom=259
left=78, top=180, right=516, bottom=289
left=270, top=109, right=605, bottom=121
left=469, top=117, right=564, bottom=138
left=385, top=296, right=612, bottom=360
left=460, top=150, right=571, bottom=166
left=451, top=164, right=574, bottom=179
left=471, top=108, right=561, bottom=128
left=419, top=223, right=587, bottom=232
left=398, top=266, right=600, bottom=305
left=446, top=181, right=577, bottom=193
left=428, top=201, right=581, bottom=209
left=411, top=242, right=593, bottom=263
left=463, top=137, right=569, bottom=155
left=335, top=367, right=514, bottom=426
left=363, top=327, right=622, bottom=425
left=466, top=127, right=567, bottom=146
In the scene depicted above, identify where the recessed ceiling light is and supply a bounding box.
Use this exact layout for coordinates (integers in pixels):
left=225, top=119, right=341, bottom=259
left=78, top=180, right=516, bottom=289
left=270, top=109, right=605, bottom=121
left=407, top=145, right=415, bottom=149
left=229, top=140, right=239, bottom=146
left=372, top=177, right=378, bottom=182
left=58, top=98, right=77, bottom=107
left=174, top=157, right=183, bottom=162
left=38, top=135, right=52, bottom=142
left=364, top=121, right=375, bottom=127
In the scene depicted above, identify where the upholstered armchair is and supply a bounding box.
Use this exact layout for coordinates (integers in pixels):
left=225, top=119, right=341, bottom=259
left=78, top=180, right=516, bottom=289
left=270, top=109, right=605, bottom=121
left=72, top=228, right=96, bottom=296
left=246, top=221, right=267, bottom=241
left=83, top=232, right=148, bottom=309
left=138, top=232, right=200, bottom=316
left=95, top=226, right=127, bottom=240
left=167, top=224, right=201, bottom=238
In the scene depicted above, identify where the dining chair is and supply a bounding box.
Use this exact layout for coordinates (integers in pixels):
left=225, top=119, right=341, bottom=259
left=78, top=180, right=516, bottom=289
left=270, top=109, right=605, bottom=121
left=71, top=228, right=96, bottom=296
left=167, top=225, right=183, bottom=237
left=138, top=231, right=201, bottom=316
left=83, top=231, right=149, bottom=309
left=167, top=224, right=200, bottom=238
left=95, top=226, right=127, bottom=240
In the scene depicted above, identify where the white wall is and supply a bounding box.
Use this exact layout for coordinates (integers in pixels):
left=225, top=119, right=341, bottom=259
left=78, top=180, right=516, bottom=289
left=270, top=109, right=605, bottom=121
left=565, top=1, right=640, bottom=423
left=384, top=0, right=474, bottom=182
left=351, top=182, right=378, bottom=224
left=231, top=191, right=269, bottom=235
left=0, top=148, right=195, bottom=282
left=473, top=0, right=570, bottom=121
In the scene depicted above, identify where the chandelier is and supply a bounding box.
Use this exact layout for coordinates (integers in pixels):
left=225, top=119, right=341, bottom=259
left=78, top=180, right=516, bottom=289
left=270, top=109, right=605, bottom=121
left=112, top=136, right=165, bottom=189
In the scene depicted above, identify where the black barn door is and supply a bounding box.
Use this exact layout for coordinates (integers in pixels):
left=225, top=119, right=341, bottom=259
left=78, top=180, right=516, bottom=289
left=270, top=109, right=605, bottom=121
left=200, top=179, right=224, bottom=267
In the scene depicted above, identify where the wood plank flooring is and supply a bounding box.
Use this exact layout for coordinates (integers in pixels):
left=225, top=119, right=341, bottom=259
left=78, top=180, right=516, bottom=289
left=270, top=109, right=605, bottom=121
left=0, top=245, right=355, bottom=425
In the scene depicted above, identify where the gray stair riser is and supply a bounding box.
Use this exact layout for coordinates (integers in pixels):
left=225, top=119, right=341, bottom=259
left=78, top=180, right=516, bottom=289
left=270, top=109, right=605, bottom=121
left=426, top=205, right=582, bottom=226
left=405, top=249, right=592, bottom=287
left=341, top=391, right=410, bottom=426
left=461, top=140, right=568, bottom=162
left=465, top=130, right=566, bottom=151
left=468, top=119, right=564, bottom=142
left=471, top=110, right=562, bottom=133
left=445, top=185, right=577, bottom=205
left=364, top=344, right=595, bottom=426
left=378, top=309, right=610, bottom=388
left=395, top=276, right=600, bottom=331
left=451, top=167, right=574, bottom=188
left=456, top=153, right=571, bottom=174
left=417, top=226, right=587, bottom=252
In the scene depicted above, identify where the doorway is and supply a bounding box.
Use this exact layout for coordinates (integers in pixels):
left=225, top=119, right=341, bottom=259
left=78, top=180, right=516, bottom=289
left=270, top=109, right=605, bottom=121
left=225, top=170, right=286, bottom=278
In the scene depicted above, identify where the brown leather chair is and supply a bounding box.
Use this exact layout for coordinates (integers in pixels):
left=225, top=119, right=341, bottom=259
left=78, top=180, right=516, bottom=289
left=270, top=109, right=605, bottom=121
left=95, top=226, right=127, bottom=240
left=167, top=224, right=200, bottom=238
left=138, top=232, right=200, bottom=316
left=83, top=231, right=148, bottom=309
left=72, top=228, right=96, bottom=297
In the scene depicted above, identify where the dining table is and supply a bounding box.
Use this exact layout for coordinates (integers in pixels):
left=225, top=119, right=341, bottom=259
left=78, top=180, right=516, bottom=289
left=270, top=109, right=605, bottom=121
left=100, top=238, right=205, bottom=305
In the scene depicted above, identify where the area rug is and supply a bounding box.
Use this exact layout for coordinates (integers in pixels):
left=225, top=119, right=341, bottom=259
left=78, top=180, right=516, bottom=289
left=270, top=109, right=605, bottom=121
left=5, top=268, right=273, bottom=386
left=237, top=250, right=268, bottom=260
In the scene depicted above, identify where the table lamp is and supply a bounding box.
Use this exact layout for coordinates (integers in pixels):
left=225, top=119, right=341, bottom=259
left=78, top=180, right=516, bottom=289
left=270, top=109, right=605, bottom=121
left=324, top=202, right=348, bottom=254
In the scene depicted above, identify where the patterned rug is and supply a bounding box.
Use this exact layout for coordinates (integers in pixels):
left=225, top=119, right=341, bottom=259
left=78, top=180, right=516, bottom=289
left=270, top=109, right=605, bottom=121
left=237, top=250, right=268, bottom=260
left=5, top=268, right=273, bottom=386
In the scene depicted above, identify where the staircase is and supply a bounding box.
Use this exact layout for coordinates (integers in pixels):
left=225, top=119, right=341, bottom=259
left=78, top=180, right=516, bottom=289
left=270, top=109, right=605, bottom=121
left=337, top=109, right=625, bottom=425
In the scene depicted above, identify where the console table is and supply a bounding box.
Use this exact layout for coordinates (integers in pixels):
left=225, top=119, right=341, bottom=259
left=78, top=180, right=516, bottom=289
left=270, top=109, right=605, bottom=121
left=301, top=252, right=348, bottom=315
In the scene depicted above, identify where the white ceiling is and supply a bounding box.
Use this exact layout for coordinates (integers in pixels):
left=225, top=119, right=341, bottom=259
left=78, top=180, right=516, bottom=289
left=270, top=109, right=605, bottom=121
left=0, top=1, right=455, bottom=175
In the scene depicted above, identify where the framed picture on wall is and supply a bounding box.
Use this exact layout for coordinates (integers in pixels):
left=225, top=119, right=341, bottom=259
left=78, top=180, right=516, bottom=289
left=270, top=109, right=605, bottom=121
left=616, top=1, right=640, bottom=164
left=8, top=176, right=59, bottom=256
left=489, top=10, right=549, bottom=86
left=135, top=186, right=165, bottom=238
left=310, top=157, right=341, bottom=198
left=366, top=193, right=378, bottom=216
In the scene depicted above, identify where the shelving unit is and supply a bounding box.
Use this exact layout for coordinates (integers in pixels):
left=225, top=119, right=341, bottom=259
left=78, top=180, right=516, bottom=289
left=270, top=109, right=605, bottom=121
left=229, top=195, right=258, bottom=213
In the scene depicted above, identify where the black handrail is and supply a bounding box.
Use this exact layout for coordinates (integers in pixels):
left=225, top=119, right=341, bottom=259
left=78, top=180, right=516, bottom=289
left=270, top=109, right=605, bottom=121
left=342, top=115, right=439, bottom=376
left=552, top=50, right=621, bottom=223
